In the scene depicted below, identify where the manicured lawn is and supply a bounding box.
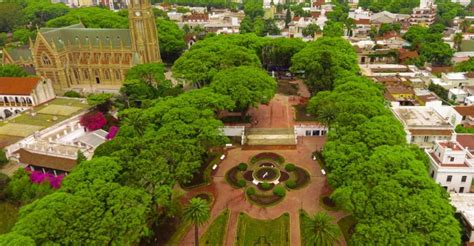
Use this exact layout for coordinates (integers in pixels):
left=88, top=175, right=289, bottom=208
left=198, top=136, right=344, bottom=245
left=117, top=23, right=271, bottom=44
left=337, top=215, right=356, bottom=242
left=3, top=114, right=69, bottom=127
left=37, top=105, right=81, bottom=116
left=235, top=212, right=290, bottom=246
left=0, top=202, right=19, bottom=234
left=461, top=40, right=474, bottom=52
left=200, top=209, right=230, bottom=245
left=0, top=123, right=43, bottom=137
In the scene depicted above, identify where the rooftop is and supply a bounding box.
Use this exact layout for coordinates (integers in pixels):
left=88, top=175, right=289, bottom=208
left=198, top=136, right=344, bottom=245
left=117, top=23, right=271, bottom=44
left=392, top=107, right=452, bottom=127
left=0, top=77, right=42, bottom=95
left=450, top=193, right=474, bottom=227
left=445, top=72, right=467, bottom=80
left=454, top=106, right=474, bottom=117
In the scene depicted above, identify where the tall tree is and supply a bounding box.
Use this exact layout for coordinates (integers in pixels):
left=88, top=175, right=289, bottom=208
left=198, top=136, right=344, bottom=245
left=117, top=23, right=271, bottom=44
left=156, top=19, right=186, bottom=63
left=183, top=197, right=210, bottom=246
left=210, top=66, right=277, bottom=119
left=453, top=33, right=463, bottom=51
left=302, top=211, right=341, bottom=246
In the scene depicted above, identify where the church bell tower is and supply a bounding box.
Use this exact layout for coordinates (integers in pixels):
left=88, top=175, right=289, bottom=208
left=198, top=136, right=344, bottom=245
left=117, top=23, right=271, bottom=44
left=128, top=0, right=161, bottom=63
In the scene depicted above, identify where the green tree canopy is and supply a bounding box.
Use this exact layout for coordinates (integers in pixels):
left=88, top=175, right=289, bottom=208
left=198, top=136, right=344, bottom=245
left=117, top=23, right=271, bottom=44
left=210, top=66, right=277, bottom=117
left=46, top=7, right=128, bottom=28
left=0, top=64, right=28, bottom=77
left=157, top=19, right=186, bottom=63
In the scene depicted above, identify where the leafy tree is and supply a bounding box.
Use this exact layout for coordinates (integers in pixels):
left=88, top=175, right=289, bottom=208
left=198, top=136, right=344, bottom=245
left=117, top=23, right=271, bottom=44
left=172, top=42, right=261, bottom=87
left=9, top=182, right=151, bottom=245
left=0, top=64, right=28, bottom=77
left=428, top=82, right=449, bottom=101
left=210, top=66, right=277, bottom=118
left=22, top=0, right=70, bottom=27
left=420, top=41, right=454, bottom=66
left=301, top=211, right=341, bottom=246
left=291, top=37, right=359, bottom=94
left=453, top=32, right=463, bottom=51
left=302, top=24, right=321, bottom=38
left=0, top=149, right=7, bottom=166
left=259, top=37, right=307, bottom=70
left=455, top=57, right=474, bottom=72
left=0, top=3, right=23, bottom=32
left=157, top=19, right=186, bottom=63
left=323, top=21, right=344, bottom=37
left=6, top=169, right=54, bottom=205
left=0, top=232, right=35, bottom=246
left=86, top=93, right=113, bottom=112
left=12, top=29, right=35, bottom=44
left=183, top=197, right=210, bottom=246
left=0, top=32, right=7, bottom=47
left=285, top=8, right=291, bottom=28
left=46, top=7, right=128, bottom=28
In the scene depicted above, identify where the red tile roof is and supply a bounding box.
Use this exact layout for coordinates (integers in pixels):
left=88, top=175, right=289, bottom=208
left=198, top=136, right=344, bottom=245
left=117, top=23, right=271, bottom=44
left=17, top=148, right=77, bottom=172
left=0, top=77, right=41, bottom=95
left=454, top=106, right=474, bottom=117
left=457, top=134, right=474, bottom=152
left=354, top=19, right=370, bottom=25
left=409, top=129, right=453, bottom=136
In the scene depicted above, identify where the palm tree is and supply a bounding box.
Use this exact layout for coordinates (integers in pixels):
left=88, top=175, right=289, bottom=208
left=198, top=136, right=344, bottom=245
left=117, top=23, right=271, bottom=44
left=302, top=211, right=341, bottom=246
left=454, top=33, right=463, bottom=52
left=183, top=197, right=210, bottom=246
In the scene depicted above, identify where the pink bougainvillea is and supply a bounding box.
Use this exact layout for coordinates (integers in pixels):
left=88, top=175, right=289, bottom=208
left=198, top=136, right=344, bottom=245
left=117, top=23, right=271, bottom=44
left=80, top=111, right=107, bottom=131
left=29, top=170, right=64, bottom=189
left=106, top=126, right=119, bottom=140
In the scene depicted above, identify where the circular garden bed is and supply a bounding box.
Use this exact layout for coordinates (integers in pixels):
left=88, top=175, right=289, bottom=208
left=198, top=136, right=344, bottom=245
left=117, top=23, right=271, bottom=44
left=226, top=152, right=311, bottom=207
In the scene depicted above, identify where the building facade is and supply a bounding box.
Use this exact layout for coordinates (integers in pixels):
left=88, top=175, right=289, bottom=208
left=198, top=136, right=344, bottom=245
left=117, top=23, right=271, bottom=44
left=0, top=77, right=55, bottom=120
left=3, top=0, right=161, bottom=94
left=426, top=140, right=474, bottom=193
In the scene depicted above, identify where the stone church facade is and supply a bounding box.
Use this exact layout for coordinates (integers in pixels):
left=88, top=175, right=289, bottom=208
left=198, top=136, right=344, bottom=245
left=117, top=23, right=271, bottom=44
left=2, top=0, right=161, bottom=94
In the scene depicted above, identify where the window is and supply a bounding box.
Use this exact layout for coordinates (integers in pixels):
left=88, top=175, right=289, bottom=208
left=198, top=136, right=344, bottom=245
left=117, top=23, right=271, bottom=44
left=41, top=54, right=51, bottom=65
left=462, top=176, right=467, bottom=182
left=449, top=157, right=455, bottom=162
left=313, top=130, right=320, bottom=136
left=460, top=187, right=465, bottom=193
left=305, top=130, right=311, bottom=136
left=447, top=175, right=452, bottom=182
left=431, top=171, right=434, bottom=178
left=443, top=186, right=448, bottom=190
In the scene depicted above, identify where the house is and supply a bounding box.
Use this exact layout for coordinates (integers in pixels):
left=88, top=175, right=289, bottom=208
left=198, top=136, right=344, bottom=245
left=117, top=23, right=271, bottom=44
left=398, top=48, right=419, bottom=64
left=0, top=77, right=55, bottom=120
left=370, top=11, right=409, bottom=25
left=426, top=140, right=474, bottom=193
left=449, top=88, right=468, bottom=103
left=391, top=103, right=456, bottom=148
left=7, top=115, right=109, bottom=176
left=415, top=88, right=441, bottom=105
left=454, top=106, right=474, bottom=127
left=449, top=193, right=474, bottom=243
left=440, top=72, right=474, bottom=89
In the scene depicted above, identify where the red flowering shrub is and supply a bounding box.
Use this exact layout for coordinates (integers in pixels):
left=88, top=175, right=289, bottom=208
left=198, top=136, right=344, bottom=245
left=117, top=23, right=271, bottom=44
left=29, top=170, right=64, bottom=189
left=80, top=111, right=107, bottom=131
left=106, top=126, right=119, bottom=140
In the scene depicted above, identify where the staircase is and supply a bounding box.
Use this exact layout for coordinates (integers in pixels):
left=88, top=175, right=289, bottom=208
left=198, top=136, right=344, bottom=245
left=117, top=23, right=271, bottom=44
left=244, top=128, right=296, bottom=150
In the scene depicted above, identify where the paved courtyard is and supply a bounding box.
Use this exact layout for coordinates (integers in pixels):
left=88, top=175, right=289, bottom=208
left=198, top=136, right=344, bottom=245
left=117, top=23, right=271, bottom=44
left=180, top=137, right=347, bottom=246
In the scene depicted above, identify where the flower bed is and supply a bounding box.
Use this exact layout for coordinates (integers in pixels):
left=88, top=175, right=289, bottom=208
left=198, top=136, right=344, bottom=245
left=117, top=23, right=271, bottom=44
left=225, top=166, right=243, bottom=188
left=247, top=192, right=283, bottom=206
left=293, top=167, right=310, bottom=189
left=250, top=152, right=285, bottom=165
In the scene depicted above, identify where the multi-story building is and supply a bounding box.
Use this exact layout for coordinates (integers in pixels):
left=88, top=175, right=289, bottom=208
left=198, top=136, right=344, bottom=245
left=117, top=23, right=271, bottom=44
left=0, top=77, right=55, bottom=120
left=410, top=0, right=436, bottom=26
left=3, top=0, right=161, bottom=94
left=426, top=140, right=474, bottom=193
left=391, top=103, right=457, bottom=148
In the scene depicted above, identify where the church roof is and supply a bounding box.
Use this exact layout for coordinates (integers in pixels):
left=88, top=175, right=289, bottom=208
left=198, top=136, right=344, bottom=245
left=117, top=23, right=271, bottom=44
left=39, top=23, right=132, bottom=51
left=5, top=47, right=32, bottom=61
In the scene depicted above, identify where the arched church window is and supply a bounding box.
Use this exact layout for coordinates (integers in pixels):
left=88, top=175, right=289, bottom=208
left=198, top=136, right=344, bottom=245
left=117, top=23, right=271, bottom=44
left=105, top=70, right=110, bottom=80
left=115, top=70, right=121, bottom=80
left=84, top=70, right=90, bottom=80
left=41, top=53, right=51, bottom=65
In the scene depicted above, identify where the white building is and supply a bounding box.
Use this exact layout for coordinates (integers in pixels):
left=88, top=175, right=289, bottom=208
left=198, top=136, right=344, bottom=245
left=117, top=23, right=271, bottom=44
left=449, top=88, right=469, bottom=103
left=0, top=77, right=55, bottom=120
left=450, top=193, right=474, bottom=243
left=440, top=72, right=474, bottom=89
left=426, top=140, right=474, bottom=193
left=391, top=103, right=457, bottom=148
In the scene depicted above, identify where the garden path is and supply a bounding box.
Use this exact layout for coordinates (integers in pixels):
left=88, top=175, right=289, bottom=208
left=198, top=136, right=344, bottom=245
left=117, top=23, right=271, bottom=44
left=180, top=137, right=348, bottom=246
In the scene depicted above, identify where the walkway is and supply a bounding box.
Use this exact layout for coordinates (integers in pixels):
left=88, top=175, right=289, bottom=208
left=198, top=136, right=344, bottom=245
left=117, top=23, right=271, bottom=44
left=180, top=137, right=347, bottom=246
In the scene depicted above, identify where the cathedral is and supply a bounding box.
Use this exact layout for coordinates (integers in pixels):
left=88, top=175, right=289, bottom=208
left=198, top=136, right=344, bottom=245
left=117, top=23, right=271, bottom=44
left=2, top=0, right=161, bottom=94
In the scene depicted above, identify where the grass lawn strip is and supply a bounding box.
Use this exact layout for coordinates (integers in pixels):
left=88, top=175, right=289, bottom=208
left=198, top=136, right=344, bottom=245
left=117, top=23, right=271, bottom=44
left=337, top=215, right=357, bottom=242
left=235, top=212, right=290, bottom=246
left=0, top=123, right=43, bottom=137
left=0, top=202, right=19, bottom=234
left=37, top=105, right=81, bottom=116
left=200, top=209, right=230, bottom=245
